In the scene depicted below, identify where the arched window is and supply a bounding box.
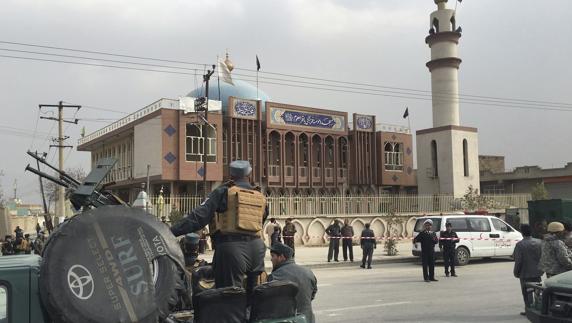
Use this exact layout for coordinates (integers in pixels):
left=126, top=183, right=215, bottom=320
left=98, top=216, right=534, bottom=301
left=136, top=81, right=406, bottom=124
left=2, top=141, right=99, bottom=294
left=186, top=124, right=217, bottom=162
left=384, top=142, right=404, bottom=171
left=450, top=15, right=456, bottom=32
left=431, top=140, right=438, bottom=177
left=463, top=139, right=469, bottom=177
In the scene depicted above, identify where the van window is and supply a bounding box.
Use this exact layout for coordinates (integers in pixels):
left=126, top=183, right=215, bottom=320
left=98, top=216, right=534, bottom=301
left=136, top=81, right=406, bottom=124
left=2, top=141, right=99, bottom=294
left=491, top=218, right=509, bottom=232
left=446, top=218, right=469, bottom=232
left=468, top=218, right=491, bottom=232
left=414, top=218, right=441, bottom=232
left=0, top=285, right=7, bottom=323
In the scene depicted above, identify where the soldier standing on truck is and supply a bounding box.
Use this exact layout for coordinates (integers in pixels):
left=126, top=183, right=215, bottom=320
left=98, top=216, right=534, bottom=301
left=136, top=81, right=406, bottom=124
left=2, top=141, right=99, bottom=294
left=170, top=160, right=268, bottom=294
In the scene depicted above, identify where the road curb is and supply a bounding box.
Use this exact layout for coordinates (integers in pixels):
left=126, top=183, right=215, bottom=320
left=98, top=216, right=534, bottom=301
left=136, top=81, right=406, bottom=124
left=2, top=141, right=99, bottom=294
left=294, top=256, right=418, bottom=270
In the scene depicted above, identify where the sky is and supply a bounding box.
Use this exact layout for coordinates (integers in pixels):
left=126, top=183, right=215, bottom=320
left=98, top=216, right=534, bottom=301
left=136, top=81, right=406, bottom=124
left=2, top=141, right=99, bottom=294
left=1, top=0, right=571, bottom=204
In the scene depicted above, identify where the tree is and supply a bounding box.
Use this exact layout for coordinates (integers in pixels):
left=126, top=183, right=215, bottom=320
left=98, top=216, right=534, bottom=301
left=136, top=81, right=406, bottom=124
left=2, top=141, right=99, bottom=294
left=456, top=185, right=497, bottom=212
left=384, top=206, right=403, bottom=256
left=44, top=167, right=87, bottom=212
left=531, top=182, right=549, bottom=200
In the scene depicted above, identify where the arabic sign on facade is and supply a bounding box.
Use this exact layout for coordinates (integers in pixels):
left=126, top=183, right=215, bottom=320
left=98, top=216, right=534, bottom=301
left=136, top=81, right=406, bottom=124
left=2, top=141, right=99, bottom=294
left=354, top=114, right=374, bottom=132
left=268, top=107, right=346, bottom=132
left=231, top=98, right=258, bottom=119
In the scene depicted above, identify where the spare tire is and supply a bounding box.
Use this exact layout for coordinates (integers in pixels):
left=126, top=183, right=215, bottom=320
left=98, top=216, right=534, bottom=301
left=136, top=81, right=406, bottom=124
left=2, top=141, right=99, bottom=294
left=40, top=205, right=186, bottom=323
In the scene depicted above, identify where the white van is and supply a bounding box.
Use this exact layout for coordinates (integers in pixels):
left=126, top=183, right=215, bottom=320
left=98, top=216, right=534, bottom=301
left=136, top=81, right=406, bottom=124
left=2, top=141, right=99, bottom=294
left=411, top=215, right=523, bottom=266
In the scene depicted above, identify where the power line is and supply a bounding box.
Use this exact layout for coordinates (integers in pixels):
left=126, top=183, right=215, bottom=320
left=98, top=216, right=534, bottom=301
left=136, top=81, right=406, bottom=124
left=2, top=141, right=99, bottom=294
left=2, top=51, right=572, bottom=113
left=0, top=47, right=201, bottom=72
left=2, top=39, right=570, bottom=109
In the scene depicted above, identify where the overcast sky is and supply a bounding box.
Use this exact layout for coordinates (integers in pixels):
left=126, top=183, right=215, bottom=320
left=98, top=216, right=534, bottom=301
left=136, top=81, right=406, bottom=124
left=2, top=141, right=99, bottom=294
left=1, top=0, right=571, bottom=204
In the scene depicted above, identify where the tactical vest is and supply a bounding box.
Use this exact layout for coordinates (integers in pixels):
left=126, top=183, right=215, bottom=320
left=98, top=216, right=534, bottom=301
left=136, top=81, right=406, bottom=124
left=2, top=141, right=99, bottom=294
left=210, top=185, right=266, bottom=236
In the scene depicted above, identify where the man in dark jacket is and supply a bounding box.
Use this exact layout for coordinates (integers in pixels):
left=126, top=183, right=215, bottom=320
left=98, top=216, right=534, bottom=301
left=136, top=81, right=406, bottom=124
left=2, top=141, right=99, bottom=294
left=341, top=219, right=354, bottom=262
left=269, top=243, right=318, bottom=323
left=282, top=218, right=297, bottom=257
left=413, top=219, right=439, bottom=282
left=439, top=222, right=459, bottom=277
left=325, top=220, right=341, bottom=262
left=360, top=223, right=376, bottom=269
left=513, top=224, right=544, bottom=316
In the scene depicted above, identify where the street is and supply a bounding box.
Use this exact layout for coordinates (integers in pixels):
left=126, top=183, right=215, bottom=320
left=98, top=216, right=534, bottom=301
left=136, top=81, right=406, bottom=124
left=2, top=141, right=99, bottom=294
left=312, top=258, right=527, bottom=323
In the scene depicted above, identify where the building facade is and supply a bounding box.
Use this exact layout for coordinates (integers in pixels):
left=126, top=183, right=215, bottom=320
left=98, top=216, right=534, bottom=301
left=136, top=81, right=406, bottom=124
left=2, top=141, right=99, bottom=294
left=77, top=81, right=416, bottom=202
left=480, top=156, right=572, bottom=198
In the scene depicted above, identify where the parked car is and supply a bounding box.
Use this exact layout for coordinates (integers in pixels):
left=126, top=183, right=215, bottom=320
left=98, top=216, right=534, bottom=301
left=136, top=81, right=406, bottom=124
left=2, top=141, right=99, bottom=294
left=412, top=215, right=523, bottom=266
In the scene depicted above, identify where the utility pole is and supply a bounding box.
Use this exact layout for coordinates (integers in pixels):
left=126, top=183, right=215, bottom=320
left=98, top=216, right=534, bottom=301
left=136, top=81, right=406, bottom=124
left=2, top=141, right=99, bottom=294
left=39, top=101, right=80, bottom=220
left=199, top=65, right=215, bottom=199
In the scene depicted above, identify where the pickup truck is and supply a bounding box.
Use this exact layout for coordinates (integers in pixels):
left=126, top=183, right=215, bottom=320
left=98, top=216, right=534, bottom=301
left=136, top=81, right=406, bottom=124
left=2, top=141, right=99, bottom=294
left=526, top=271, right=572, bottom=322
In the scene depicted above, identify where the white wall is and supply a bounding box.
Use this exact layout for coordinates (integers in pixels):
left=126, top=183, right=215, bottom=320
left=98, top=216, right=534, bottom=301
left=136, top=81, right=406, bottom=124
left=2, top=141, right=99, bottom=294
left=416, top=128, right=480, bottom=198
left=134, top=116, right=162, bottom=179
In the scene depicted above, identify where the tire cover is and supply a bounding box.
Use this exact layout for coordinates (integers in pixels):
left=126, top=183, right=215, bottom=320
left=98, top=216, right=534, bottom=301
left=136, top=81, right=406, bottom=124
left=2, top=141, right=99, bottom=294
left=40, top=205, right=185, bottom=323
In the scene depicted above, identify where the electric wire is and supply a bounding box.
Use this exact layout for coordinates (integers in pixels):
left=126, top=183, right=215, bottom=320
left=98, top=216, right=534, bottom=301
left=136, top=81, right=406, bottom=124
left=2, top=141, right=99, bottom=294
left=1, top=40, right=571, bottom=108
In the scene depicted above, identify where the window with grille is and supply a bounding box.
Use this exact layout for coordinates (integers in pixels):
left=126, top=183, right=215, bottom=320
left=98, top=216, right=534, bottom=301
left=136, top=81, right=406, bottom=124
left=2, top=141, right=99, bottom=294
left=186, top=124, right=217, bottom=162
left=384, top=142, right=404, bottom=171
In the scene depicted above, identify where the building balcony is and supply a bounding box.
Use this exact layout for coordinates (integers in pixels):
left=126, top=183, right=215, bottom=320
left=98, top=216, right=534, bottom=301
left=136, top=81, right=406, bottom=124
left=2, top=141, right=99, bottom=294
left=268, top=165, right=281, bottom=183
left=312, top=167, right=322, bottom=185
left=299, top=166, right=309, bottom=186
left=284, top=165, right=295, bottom=185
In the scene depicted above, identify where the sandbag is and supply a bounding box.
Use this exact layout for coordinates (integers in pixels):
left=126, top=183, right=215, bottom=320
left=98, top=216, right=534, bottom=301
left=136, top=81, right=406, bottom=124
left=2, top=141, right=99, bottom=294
left=250, top=281, right=299, bottom=322
left=39, top=205, right=186, bottom=323
left=194, top=286, right=247, bottom=323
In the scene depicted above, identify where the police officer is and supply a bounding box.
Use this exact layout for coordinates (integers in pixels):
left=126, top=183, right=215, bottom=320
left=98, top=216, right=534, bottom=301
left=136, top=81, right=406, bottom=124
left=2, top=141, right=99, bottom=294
left=413, top=219, right=439, bottom=282
left=360, top=223, right=376, bottom=269
left=326, top=220, right=342, bottom=262
left=170, top=160, right=267, bottom=292
left=439, top=222, right=459, bottom=277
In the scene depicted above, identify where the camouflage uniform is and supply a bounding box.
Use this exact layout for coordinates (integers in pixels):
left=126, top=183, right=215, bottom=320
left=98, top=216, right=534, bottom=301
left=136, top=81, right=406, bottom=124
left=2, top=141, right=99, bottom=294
left=539, top=234, right=572, bottom=277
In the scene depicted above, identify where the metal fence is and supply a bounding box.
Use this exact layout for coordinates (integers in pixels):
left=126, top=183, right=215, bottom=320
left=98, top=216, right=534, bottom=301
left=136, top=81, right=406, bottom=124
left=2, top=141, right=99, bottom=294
left=148, top=194, right=531, bottom=219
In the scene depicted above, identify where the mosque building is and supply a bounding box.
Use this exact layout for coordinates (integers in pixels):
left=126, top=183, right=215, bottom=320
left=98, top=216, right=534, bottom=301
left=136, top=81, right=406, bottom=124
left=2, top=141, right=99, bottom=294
left=77, top=55, right=416, bottom=202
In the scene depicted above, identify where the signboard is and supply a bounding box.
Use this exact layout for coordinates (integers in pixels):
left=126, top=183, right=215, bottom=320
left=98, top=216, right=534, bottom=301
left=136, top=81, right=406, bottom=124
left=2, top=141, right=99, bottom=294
left=354, top=114, right=375, bottom=132
left=267, top=104, right=346, bottom=133
left=179, top=97, right=222, bottom=114
left=230, top=98, right=258, bottom=120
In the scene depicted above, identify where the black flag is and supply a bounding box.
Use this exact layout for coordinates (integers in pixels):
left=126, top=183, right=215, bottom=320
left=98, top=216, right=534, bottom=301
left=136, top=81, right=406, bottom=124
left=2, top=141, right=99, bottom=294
left=458, top=0, right=462, bottom=2
left=256, top=55, right=261, bottom=71
left=403, top=107, right=409, bottom=119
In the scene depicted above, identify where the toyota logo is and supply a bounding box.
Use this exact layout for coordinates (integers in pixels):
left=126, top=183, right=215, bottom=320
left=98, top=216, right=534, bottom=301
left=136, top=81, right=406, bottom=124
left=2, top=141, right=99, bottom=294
left=67, top=264, right=95, bottom=300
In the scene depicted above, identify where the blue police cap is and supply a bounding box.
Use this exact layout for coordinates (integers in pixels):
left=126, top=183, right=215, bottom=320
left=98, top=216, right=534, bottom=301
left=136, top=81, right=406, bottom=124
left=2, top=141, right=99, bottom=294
left=229, top=160, right=252, bottom=178
left=270, top=242, right=294, bottom=259
left=185, top=233, right=200, bottom=244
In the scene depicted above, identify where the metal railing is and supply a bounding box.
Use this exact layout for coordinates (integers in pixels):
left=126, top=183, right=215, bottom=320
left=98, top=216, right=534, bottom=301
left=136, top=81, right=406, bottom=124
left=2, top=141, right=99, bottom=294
left=147, top=193, right=531, bottom=218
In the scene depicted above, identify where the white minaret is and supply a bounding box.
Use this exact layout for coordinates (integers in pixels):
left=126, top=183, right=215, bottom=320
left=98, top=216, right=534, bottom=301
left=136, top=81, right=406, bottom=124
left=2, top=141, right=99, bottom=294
left=416, top=0, right=480, bottom=198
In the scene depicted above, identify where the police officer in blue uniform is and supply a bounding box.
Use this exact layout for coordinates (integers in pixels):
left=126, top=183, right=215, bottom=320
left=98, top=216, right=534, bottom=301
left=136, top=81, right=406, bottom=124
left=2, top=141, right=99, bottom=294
left=170, top=160, right=268, bottom=292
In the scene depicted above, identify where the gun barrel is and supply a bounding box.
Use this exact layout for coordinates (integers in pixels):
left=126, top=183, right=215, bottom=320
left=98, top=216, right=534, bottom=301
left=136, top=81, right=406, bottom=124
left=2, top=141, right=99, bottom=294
left=27, top=151, right=81, bottom=186
left=25, top=164, right=70, bottom=188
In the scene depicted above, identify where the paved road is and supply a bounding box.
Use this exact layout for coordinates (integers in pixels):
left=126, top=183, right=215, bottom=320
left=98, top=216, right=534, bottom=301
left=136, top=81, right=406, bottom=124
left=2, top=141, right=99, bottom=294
left=312, top=258, right=529, bottom=323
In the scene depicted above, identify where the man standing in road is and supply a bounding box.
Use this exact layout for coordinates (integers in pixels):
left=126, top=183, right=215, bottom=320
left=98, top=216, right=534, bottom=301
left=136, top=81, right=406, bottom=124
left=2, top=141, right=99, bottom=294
left=269, top=243, right=318, bottom=323
left=513, top=224, right=543, bottom=316
left=341, top=219, right=355, bottom=262
left=326, top=219, right=341, bottom=262
left=360, top=222, right=376, bottom=269
left=170, top=160, right=267, bottom=293
left=539, top=222, right=572, bottom=278
left=282, top=218, right=297, bottom=257
left=413, top=219, right=439, bottom=282
left=439, top=222, right=459, bottom=277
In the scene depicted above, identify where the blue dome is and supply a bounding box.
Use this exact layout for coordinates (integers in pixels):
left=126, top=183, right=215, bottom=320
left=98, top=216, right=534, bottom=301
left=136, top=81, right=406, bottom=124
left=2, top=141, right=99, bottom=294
left=187, top=80, right=270, bottom=113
